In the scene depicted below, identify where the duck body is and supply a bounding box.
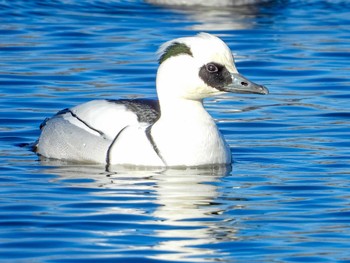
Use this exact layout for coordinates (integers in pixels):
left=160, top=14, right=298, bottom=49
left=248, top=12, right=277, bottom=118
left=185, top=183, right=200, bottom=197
left=36, top=98, right=230, bottom=167
left=37, top=99, right=162, bottom=166
left=35, top=33, right=268, bottom=167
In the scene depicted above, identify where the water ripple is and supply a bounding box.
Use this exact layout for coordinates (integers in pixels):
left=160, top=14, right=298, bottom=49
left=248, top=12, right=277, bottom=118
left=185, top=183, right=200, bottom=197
left=1, top=0, right=350, bottom=262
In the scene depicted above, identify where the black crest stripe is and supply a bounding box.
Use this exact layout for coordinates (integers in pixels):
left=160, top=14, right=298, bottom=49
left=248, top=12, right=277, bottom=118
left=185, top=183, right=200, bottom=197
left=159, top=42, right=193, bottom=64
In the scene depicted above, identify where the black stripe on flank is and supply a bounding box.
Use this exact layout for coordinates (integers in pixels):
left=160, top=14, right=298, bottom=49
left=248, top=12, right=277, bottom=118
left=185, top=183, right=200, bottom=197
left=145, top=125, right=166, bottom=166
left=106, top=125, right=166, bottom=168
left=106, top=125, right=128, bottom=166
left=67, top=110, right=106, bottom=138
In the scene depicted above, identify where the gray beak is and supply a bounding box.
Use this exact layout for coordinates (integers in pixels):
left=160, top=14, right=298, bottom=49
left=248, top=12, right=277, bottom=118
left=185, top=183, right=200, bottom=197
left=223, top=73, right=269, bottom=95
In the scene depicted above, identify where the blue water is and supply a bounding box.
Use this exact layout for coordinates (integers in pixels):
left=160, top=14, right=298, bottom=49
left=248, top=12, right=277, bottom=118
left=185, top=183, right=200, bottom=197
left=1, top=0, right=350, bottom=262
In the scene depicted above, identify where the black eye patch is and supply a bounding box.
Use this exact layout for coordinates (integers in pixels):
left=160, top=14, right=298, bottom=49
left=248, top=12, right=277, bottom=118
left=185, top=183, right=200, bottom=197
left=206, top=63, right=218, bottom=72
left=199, top=62, right=232, bottom=89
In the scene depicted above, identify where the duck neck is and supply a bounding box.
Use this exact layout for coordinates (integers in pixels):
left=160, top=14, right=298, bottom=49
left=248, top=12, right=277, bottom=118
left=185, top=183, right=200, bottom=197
left=157, top=97, right=212, bottom=124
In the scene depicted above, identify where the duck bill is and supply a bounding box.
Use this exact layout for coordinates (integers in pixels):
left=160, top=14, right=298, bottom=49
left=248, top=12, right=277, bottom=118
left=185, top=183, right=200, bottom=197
left=222, top=73, right=269, bottom=95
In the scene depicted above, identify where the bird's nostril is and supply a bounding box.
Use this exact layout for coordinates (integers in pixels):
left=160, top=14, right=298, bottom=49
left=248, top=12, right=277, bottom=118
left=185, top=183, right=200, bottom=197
left=241, top=81, right=248, bottom=86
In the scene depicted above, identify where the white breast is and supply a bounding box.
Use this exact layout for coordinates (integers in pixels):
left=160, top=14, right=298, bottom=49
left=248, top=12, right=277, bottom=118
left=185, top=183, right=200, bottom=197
left=150, top=99, right=231, bottom=167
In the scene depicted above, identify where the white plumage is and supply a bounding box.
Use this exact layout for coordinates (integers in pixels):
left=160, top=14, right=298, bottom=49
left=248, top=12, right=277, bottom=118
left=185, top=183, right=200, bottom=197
left=35, top=33, right=268, bottom=167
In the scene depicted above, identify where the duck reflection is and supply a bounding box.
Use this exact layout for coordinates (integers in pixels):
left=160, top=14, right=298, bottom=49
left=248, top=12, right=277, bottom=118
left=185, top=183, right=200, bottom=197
left=40, top=161, right=236, bottom=261
left=149, top=166, right=235, bottom=261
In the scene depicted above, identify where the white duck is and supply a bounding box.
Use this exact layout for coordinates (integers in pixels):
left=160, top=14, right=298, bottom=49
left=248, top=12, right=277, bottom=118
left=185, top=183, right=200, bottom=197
left=35, top=33, right=268, bottom=167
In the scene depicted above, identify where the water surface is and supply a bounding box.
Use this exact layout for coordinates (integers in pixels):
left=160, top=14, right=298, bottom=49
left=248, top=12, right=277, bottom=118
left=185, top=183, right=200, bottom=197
left=1, top=0, right=350, bottom=262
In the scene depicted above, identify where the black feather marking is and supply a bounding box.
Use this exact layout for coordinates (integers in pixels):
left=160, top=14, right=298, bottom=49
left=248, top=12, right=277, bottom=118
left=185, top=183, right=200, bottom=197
left=39, top=108, right=70, bottom=129
left=145, top=125, right=166, bottom=166
left=39, top=107, right=105, bottom=138
left=107, top=99, right=160, bottom=124
left=159, top=42, right=193, bottom=64
left=67, top=110, right=106, bottom=137
left=199, top=62, right=232, bottom=90
left=106, top=125, right=128, bottom=166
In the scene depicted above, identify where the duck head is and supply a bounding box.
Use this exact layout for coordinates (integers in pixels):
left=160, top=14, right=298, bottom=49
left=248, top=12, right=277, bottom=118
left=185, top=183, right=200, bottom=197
left=156, top=32, right=268, bottom=101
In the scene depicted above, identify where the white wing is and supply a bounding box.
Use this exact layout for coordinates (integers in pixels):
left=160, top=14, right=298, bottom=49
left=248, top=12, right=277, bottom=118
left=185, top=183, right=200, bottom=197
left=64, top=100, right=140, bottom=140
left=36, top=99, right=162, bottom=165
left=36, top=116, right=111, bottom=163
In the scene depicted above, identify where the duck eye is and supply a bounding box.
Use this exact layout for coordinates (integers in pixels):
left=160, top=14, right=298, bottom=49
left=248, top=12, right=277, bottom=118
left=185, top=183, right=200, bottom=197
left=206, top=63, right=218, bottom=73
